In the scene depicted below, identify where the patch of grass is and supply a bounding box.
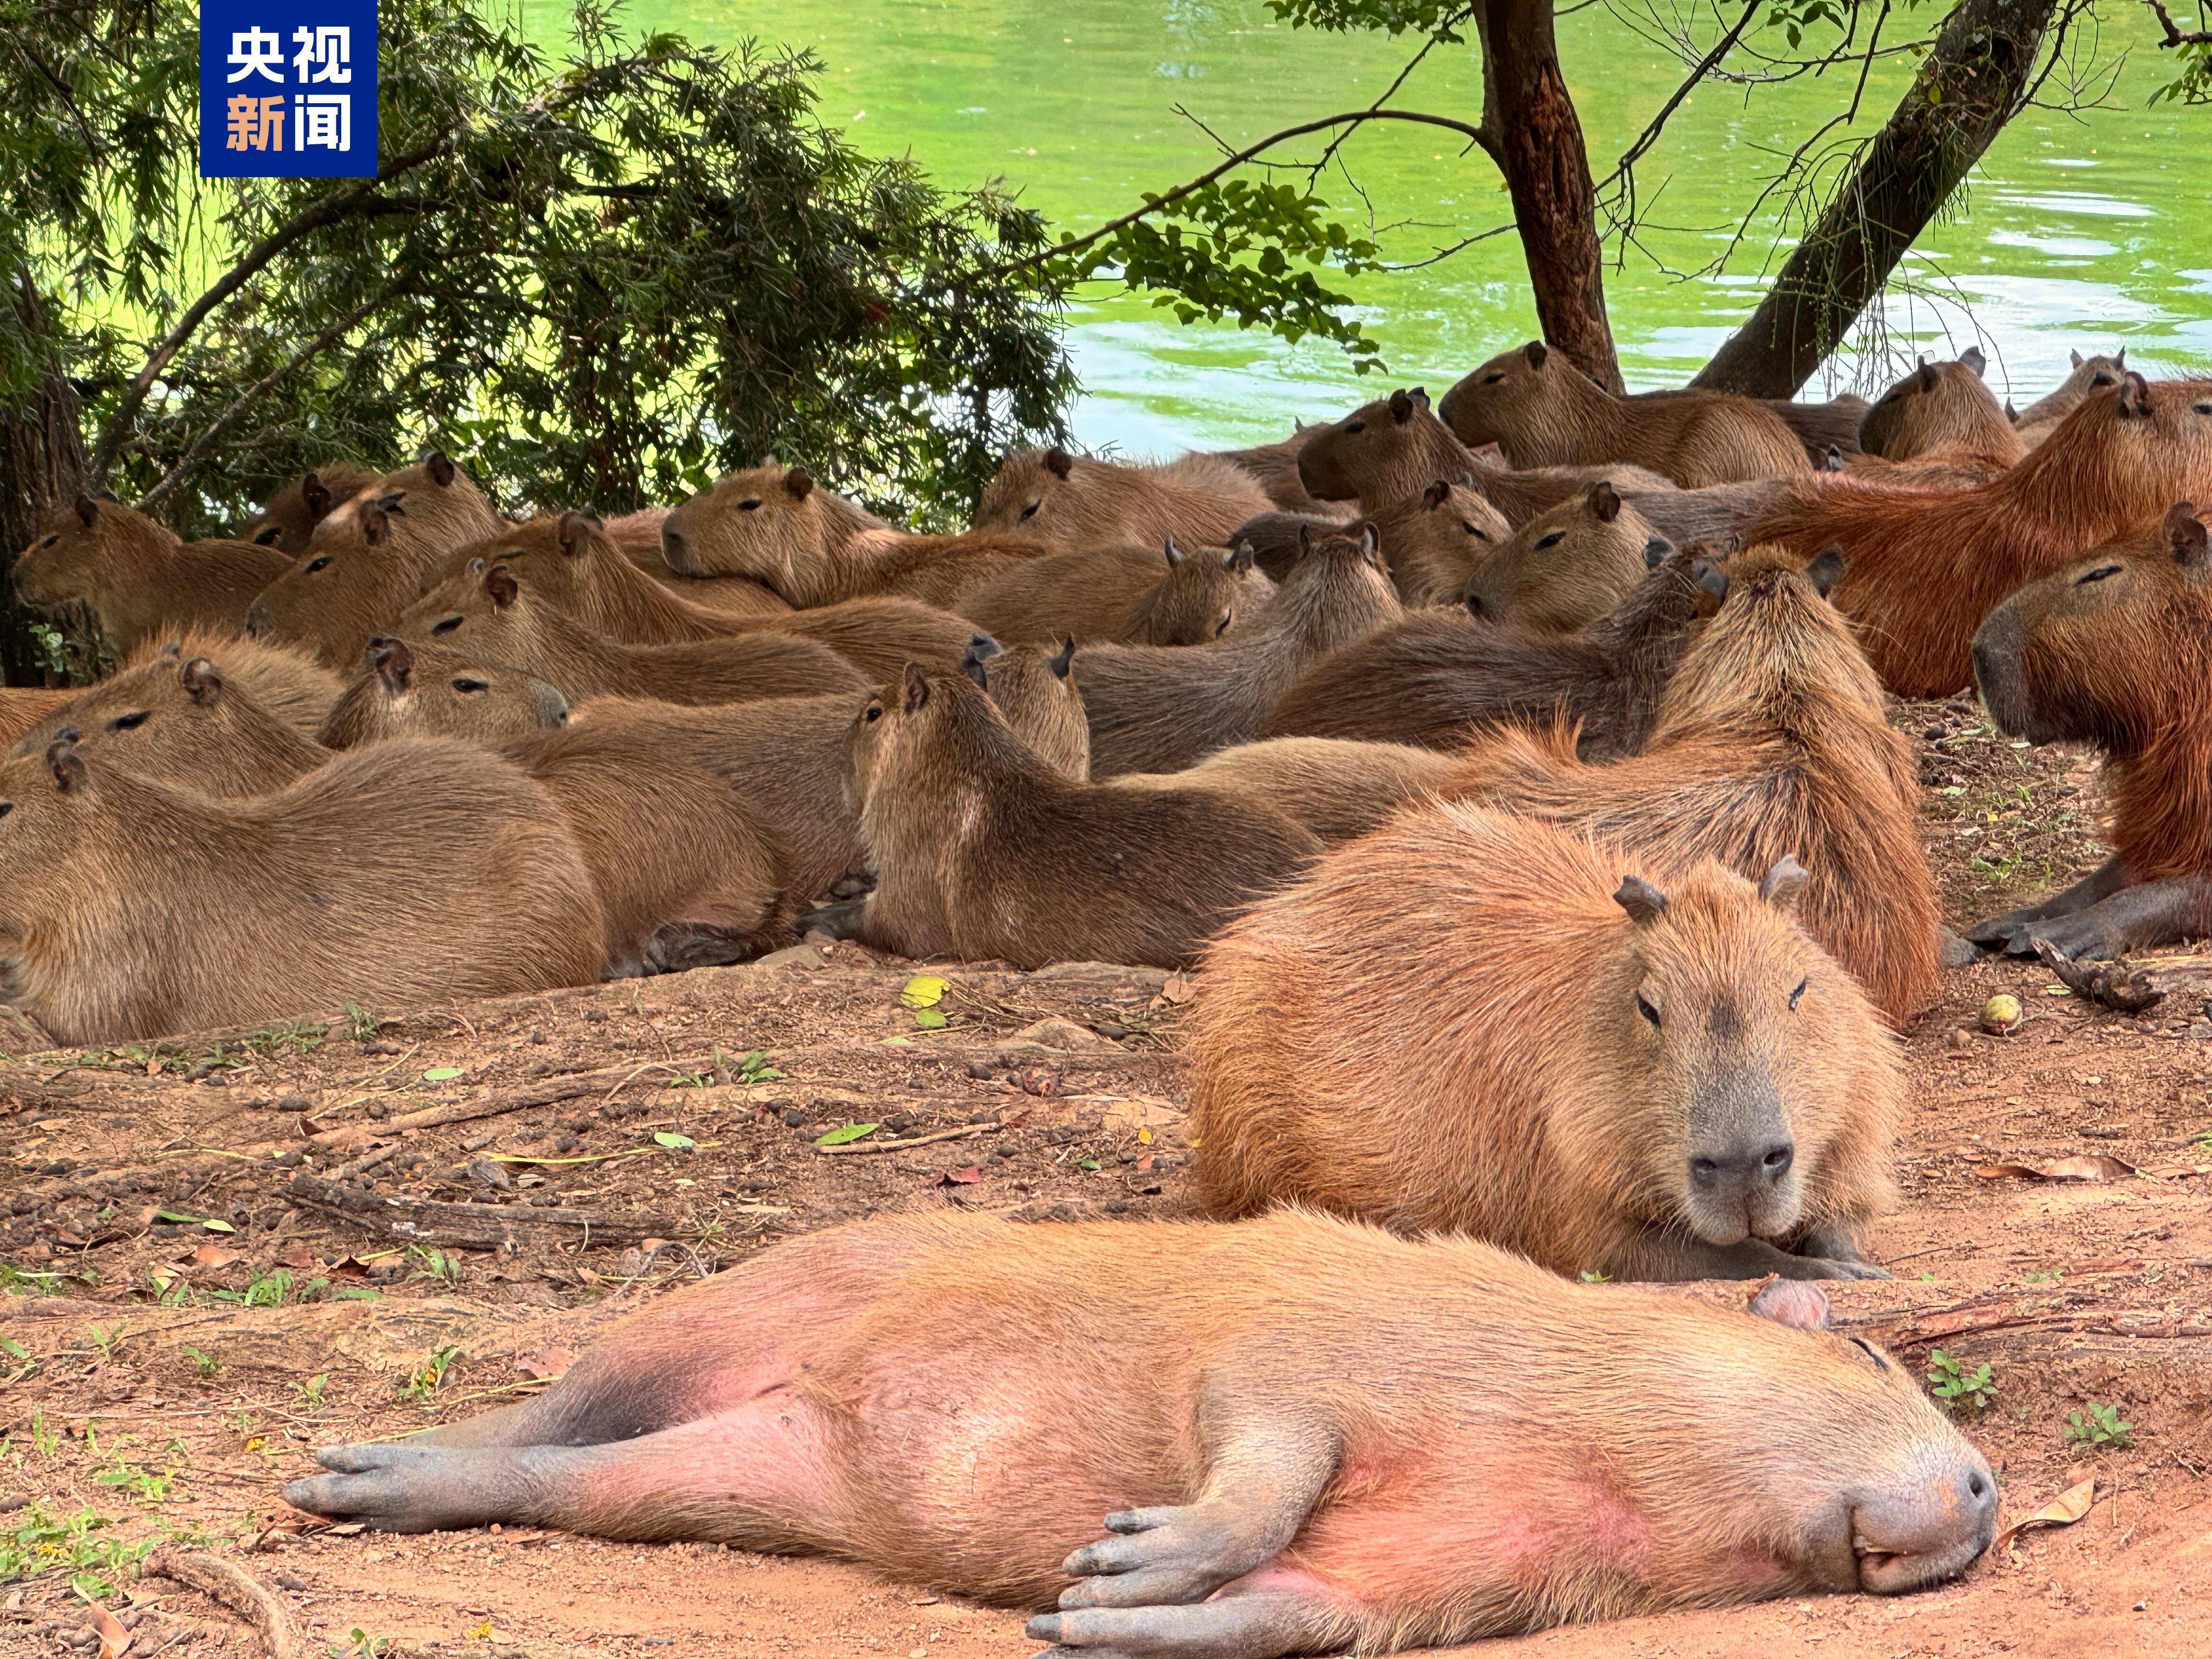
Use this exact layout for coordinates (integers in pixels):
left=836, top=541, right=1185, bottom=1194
left=2024, top=1267, right=2063, bottom=1285
left=408, top=1246, right=461, bottom=1289
left=91, top=1438, right=187, bottom=1506
left=343, top=1001, right=380, bottom=1042
left=0, top=1503, right=153, bottom=1599
left=398, top=1344, right=464, bottom=1403
left=207, top=1267, right=323, bottom=1308
left=1, top=1335, right=34, bottom=1384
left=0, top=1264, right=71, bottom=1296
left=244, top=1019, right=325, bottom=1057
left=2066, top=1402, right=2134, bottom=1451
left=183, top=1345, right=220, bottom=1380
left=294, top=1373, right=330, bottom=1410
left=1928, top=1350, right=1999, bottom=1416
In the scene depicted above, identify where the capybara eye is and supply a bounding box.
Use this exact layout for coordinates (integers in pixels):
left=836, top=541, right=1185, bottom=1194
left=738, top=498, right=762, bottom=511
left=452, top=678, right=488, bottom=693
left=1463, top=522, right=1489, bottom=539
left=2074, top=563, right=2123, bottom=587
left=1214, top=611, right=1233, bottom=637
left=1536, top=530, right=1566, bottom=550
left=1847, top=1335, right=1892, bottom=1370
left=864, top=704, right=882, bottom=723
left=0, top=802, right=12, bottom=820
left=2196, top=401, right=2212, bottom=416
left=1344, top=420, right=1365, bottom=434
left=1482, top=373, right=1504, bottom=385
left=1788, top=977, right=1808, bottom=1011
left=431, top=616, right=463, bottom=635
left=1636, top=992, right=1661, bottom=1029
left=37, top=534, right=58, bottom=549
left=253, top=526, right=282, bottom=544
left=1019, top=500, right=1040, bottom=520
left=304, top=556, right=331, bottom=574
left=108, top=711, right=150, bottom=732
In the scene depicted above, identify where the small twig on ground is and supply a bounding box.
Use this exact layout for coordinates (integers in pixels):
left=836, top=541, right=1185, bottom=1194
left=814, top=1122, right=1000, bottom=1156
left=143, top=1548, right=307, bottom=1659
left=2029, top=937, right=2165, bottom=1014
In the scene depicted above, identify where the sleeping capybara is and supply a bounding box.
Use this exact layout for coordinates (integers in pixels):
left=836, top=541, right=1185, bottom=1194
left=1442, top=551, right=1939, bottom=1024
left=1463, top=479, right=1672, bottom=631
left=283, top=1210, right=1996, bottom=1653
left=2013, top=348, right=2128, bottom=436
left=960, top=635, right=1088, bottom=781
left=35, top=656, right=324, bottom=795
left=1223, top=479, right=1511, bottom=598
left=1436, top=342, right=1814, bottom=486
left=10, top=627, right=343, bottom=757
left=1120, top=540, right=1275, bottom=646
left=1746, top=373, right=2212, bottom=696
left=1967, top=502, right=2212, bottom=959
left=1634, top=386, right=1870, bottom=465
left=1207, top=423, right=1348, bottom=514
left=1190, top=805, right=1901, bottom=1280
left=973, top=446, right=1272, bottom=551
left=1109, top=736, right=1455, bottom=843
left=318, top=637, right=570, bottom=749
left=808, top=664, right=1318, bottom=966
left=1261, top=549, right=1712, bottom=755
left=658, top=462, right=1047, bottom=609
left=13, top=497, right=291, bottom=650
left=958, top=537, right=1271, bottom=648
left=1855, top=350, right=2024, bottom=469
left=0, top=733, right=602, bottom=1043
left=238, top=462, right=381, bottom=553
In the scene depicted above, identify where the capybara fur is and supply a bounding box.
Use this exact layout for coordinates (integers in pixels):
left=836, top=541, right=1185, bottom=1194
left=13, top=497, right=291, bottom=650
left=1856, top=350, right=2024, bottom=468
left=1372, top=479, right=1514, bottom=605
left=318, top=637, right=570, bottom=749
left=1443, top=552, right=1940, bottom=1024
left=1190, top=806, right=1902, bottom=1281
left=821, top=665, right=1319, bottom=966
left=2013, top=348, right=2128, bottom=435
left=1207, top=424, right=1349, bottom=514
left=1261, top=550, right=1711, bottom=755
left=1436, top=342, right=1813, bottom=487
left=11, top=627, right=343, bottom=758
left=0, top=689, right=72, bottom=751
left=1634, top=387, right=1870, bottom=465
left=0, top=735, right=602, bottom=1043
left=40, top=655, right=325, bottom=796
left=659, top=462, right=1047, bottom=609
left=960, top=538, right=1272, bottom=648
left=973, top=447, right=1273, bottom=551
left=1110, top=736, right=1455, bottom=843
left=283, top=1209, right=1996, bottom=1653
left=1119, top=540, right=1275, bottom=646
left=1463, top=479, right=1671, bottom=632
left=961, top=635, right=1089, bottom=781
left=1745, top=373, right=2212, bottom=696
left=239, top=462, right=381, bottom=553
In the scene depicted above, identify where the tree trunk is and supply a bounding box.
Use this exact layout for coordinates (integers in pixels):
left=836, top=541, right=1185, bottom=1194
left=1475, top=0, right=1622, bottom=393
left=1, top=274, right=85, bottom=686
left=1692, top=0, right=2060, bottom=398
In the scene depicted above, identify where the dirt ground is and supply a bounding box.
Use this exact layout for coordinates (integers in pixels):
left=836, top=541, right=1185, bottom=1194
left=4, top=700, right=2211, bottom=1659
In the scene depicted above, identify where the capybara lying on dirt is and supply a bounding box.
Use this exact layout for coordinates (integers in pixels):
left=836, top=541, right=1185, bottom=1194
left=973, top=446, right=1272, bottom=550
left=1190, top=805, right=1901, bottom=1280
left=1110, top=736, right=1455, bottom=843
left=319, top=637, right=569, bottom=748
left=0, top=733, right=602, bottom=1042
left=239, top=462, right=381, bottom=553
left=1856, top=350, right=2023, bottom=469
left=959, top=537, right=1273, bottom=647
left=284, top=1209, right=1995, bottom=1655
left=10, top=627, right=343, bottom=758
left=1463, top=479, right=1671, bottom=631
left=1968, top=503, right=2212, bottom=959
left=13, top=496, right=290, bottom=650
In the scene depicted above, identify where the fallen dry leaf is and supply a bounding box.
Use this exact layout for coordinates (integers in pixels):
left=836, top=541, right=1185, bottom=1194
left=1161, top=971, right=1195, bottom=1004
left=89, top=1601, right=131, bottom=1658
left=272, top=1242, right=317, bottom=1270
left=517, top=1346, right=575, bottom=1381
left=930, top=1165, right=984, bottom=1187
left=184, top=1243, right=245, bottom=1270
left=1974, top=1155, right=2142, bottom=1184
left=1994, top=1477, right=2096, bottom=1552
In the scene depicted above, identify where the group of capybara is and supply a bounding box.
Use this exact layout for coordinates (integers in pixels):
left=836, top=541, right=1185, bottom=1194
left=13, top=338, right=2208, bottom=1654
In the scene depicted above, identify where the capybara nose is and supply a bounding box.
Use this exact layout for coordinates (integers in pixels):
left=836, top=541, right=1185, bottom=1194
left=1690, top=1141, right=1793, bottom=1190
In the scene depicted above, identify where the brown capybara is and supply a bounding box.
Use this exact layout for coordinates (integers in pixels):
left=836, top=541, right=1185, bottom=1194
left=1071, top=527, right=1404, bottom=778
left=1261, top=549, right=1713, bottom=755
left=1746, top=373, right=2212, bottom=696
left=0, top=734, right=602, bottom=1043
left=37, top=656, right=325, bottom=796
left=600, top=507, right=795, bottom=617
left=1372, top=479, right=1514, bottom=606
left=960, top=635, right=1089, bottom=781
left=808, top=664, right=1319, bottom=966
left=394, top=562, right=867, bottom=706
left=1120, top=540, right=1275, bottom=646
left=2013, top=348, right=2128, bottom=437
left=13, top=497, right=291, bottom=650
left=1967, top=502, right=2212, bottom=960
left=1463, top=479, right=1673, bottom=632
left=245, top=453, right=506, bottom=667
left=238, top=462, right=382, bottom=553
left=1443, top=551, right=1939, bottom=1025
left=318, top=637, right=570, bottom=749
left=1436, top=342, right=1814, bottom=487
left=658, top=462, right=1048, bottom=609
left=10, top=627, right=344, bottom=759
left=1191, top=805, right=1902, bottom=1282
left=0, top=689, right=72, bottom=751
left=1207, top=423, right=1350, bottom=514
left=960, top=537, right=1272, bottom=648
left=1855, top=349, right=2024, bottom=469
left=973, top=446, right=1273, bottom=551
left=283, top=1208, right=1996, bottom=1653
left=1634, top=387, right=1870, bottom=465
left=1109, top=736, right=1455, bottom=843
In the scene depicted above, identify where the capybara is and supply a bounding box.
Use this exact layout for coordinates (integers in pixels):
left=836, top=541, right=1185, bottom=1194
left=809, top=664, right=1319, bottom=966
left=1443, top=552, right=1939, bottom=1024
left=40, top=655, right=325, bottom=796
left=1225, top=479, right=1510, bottom=597
left=973, top=446, right=1273, bottom=551
left=1071, top=526, right=1404, bottom=778
left=238, top=462, right=381, bottom=552
left=1745, top=373, right=2212, bottom=695
left=1436, top=342, right=1813, bottom=486
left=1967, top=502, right=2212, bottom=959
left=10, top=627, right=344, bottom=757
left=0, top=734, right=602, bottom=1043
left=1855, top=350, right=2024, bottom=468
left=318, top=637, right=570, bottom=749
left=283, top=1210, right=1996, bottom=1654
left=961, top=634, right=1089, bottom=781
left=0, top=689, right=72, bottom=751
left=1119, top=540, right=1275, bottom=647
left=1110, top=736, right=1455, bottom=843
left=1463, top=479, right=1672, bottom=632
left=1190, top=805, right=1901, bottom=1281
left=1207, top=423, right=1348, bottom=514
left=2013, top=348, right=2128, bottom=436
left=395, top=562, right=867, bottom=706
left=658, top=462, right=1048, bottom=609
left=1261, top=549, right=1713, bottom=755
left=960, top=538, right=1272, bottom=648
left=13, top=497, right=291, bottom=650
left=1635, top=386, right=1870, bottom=465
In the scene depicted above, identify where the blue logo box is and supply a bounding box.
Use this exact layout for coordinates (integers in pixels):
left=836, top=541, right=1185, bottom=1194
left=200, top=0, right=378, bottom=178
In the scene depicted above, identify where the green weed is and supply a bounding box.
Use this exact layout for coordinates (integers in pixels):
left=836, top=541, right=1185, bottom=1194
left=2066, top=1403, right=2134, bottom=1451
left=1928, top=1350, right=1998, bottom=1415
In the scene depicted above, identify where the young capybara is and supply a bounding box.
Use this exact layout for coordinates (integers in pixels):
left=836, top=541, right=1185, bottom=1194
left=283, top=1209, right=1996, bottom=1655
left=1109, top=736, right=1455, bottom=843
left=12, top=497, right=291, bottom=649
left=1463, top=479, right=1672, bottom=632
left=959, top=538, right=1272, bottom=648
left=1967, top=503, right=2212, bottom=959
left=1855, top=349, right=2024, bottom=469
left=1436, top=342, right=1814, bottom=486
left=10, top=627, right=344, bottom=758
left=1190, top=805, right=1902, bottom=1281
left=809, top=664, right=1319, bottom=967
left=1745, top=373, right=2212, bottom=696
left=2013, top=348, right=2128, bottom=436
left=1442, top=552, right=1939, bottom=1025
left=972, top=446, right=1273, bottom=551
left=318, top=637, right=570, bottom=749
left=960, top=635, right=1089, bottom=781
left=657, top=462, right=1048, bottom=609
left=238, top=462, right=382, bottom=552
left=38, top=656, right=325, bottom=796
left=0, top=734, right=602, bottom=1043
left=1260, top=549, right=1712, bottom=755
left=1071, top=526, right=1404, bottom=778
left=1118, top=540, right=1275, bottom=646
left=395, top=562, right=867, bottom=706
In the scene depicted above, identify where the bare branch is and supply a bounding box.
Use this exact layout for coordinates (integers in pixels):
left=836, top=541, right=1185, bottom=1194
left=1306, top=4, right=1480, bottom=183
left=2146, top=0, right=2212, bottom=46
left=1597, top=0, right=1762, bottom=241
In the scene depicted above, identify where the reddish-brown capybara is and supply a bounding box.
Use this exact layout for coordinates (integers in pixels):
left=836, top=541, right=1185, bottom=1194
left=318, top=637, right=570, bottom=749
left=1746, top=373, right=2212, bottom=696
left=658, top=462, right=1048, bottom=609
left=32, top=655, right=325, bottom=795
left=0, top=733, right=602, bottom=1043
left=1632, top=386, right=1869, bottom=465
left=10, top=627, right=344, bottom=758
left=1855, top=349, right=2023, bottom=469
left=12, top=496, right=291, bottom=650
left=281, top=1212, right=1997, bottom=1653
left=238, top=462, right=382, bottom=553
left=804, top=664, right=1318, bottom=967
left=1190, top=805, right=1901, bottom=1282
left=1463, top=479, right=1673, bottom=632
left=1109, top=736, right=1456, bottom=843
left=1967, top=502, right=2212, bottom=959
left=959, top=537, right=1273, bottom=648
left=1437, top=342, right=1814, bottom=486
left=2013, top=348, right=2128, bottom=438
left=1442, top=551, right=1939, bottom=1025
left=973, top=446, right=1273, bottom=551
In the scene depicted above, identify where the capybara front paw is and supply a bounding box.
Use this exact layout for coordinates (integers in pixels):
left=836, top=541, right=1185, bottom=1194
left=1963, top=911, right=2036, bottom=952
left=281, top=1442, right=517, bottom=1533
left=793, top=898, right=867, bottom=940
left=2022, top=917, right=2117, bottom=962
left=1786, top=1254, right=1892, bottom=1282
left=1059, top=1505, right=1250, bottom=1609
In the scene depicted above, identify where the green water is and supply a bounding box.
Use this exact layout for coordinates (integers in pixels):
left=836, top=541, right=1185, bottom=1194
left=602, top=1, right=2212, bottom=450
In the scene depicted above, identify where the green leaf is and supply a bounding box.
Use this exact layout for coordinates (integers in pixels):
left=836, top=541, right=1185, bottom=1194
left=199, top=1218, right=237, bottom=1234
left=421, top=1067, right=464, bottom=1083
left=900, top=974, right=949, bottom=1009
left=911, top=1008, right=949, bottom=1030
left=652, top=1132, right=695, bottom=1150
left=1079, top=1158, right=1101, bottom=1171
left=815, top=1122, right=879, bottom=1146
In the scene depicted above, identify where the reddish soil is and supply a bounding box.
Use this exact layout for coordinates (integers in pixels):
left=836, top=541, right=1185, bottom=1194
left=3, top=702, right=2209, bottom=1657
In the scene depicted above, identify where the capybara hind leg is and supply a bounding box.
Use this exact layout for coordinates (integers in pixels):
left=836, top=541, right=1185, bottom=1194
left=1966, top=855, right=2130, bottom=950
left=1995, top=873, right=2212, bottom=962
left=1028, top=1581, right=1349, bottom=1659
left=282, top=1442, right=556, bottom=1533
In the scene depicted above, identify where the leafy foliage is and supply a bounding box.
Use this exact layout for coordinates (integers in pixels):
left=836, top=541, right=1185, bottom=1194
left=1927, top=1348, right=1998, bottom=1415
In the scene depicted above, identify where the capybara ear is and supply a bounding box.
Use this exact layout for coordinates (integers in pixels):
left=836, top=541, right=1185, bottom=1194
left=1693, top=560, right=1731, bottom=606
left=466, top=556, right=486, bottom=576
left=1228, top=539, right=1257, bottom=575
left=2117, top=346, right=2127, bottom=366
left=556, top=510, right=603, bottom=556
left=1297, top=521, right=1316, bottom=555
left=72, top=495, right=98, bottom=528
left=964, top=631, right=1003, bottom=663
left=376, top=490, right=409, bottom=516
left=1612, top=874, right=1668, bottom=924
left=1804, top=545, right=1847, bottom=598
left=2070, top=348, right=2085, bottom=369
left=179, top=657, right=223, bottom=704
left=1043, top=447, right=1074, bottom=481
left=1388, top=389, right=1415, bottom=424
left=359, top=504, right=391, bottom=546
left=1354, top=521, right=1382, bottom=562
left=424, top=450, right=456, bottom=488
left=1523, top=340, right=1548, bottom=371
left=370, top=635, right=415, bottom=692
left=1407, top=386, right=1430, bottom=408
left=1748, top=1278, right=1831, bottom=1332
left=2165, top=502, right=2211, bottom=573
left=2005, top=399, right=2018, bottom=421
left=961, top=653, right=990, bottom=691
left=901, top=663, right=930, bottom=713
left=960, top=633, right=1000, bottom=689
left=46, top=733, right=87, bottom=794
left=1422, top=478, right=1452, bottom=511
left=1758, top=854, right=1810, bottom=908
left=1048, top=636, right=1076, bottom=679
left=484, top=563, right=520, bottom=608
left=1961, top=345, right=1987, bottom=377
left=1642, top=535, right=1674, bottom=569
left=784, top=468, right=816, bottom=500
left=301, top=472, right=332, bottom=520
left=2117, top=371, right=2153, bottom=419
left=1163, top=535, right=1186, bottom=567
left=1915, top=358, right=1938, bottom=394
left=1822, top=444, right=1846, bottom=472
left=1589, top=480, right=1622, bottom=523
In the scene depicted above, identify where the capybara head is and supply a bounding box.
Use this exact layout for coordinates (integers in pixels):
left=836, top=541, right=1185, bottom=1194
left=961, top=633, right=1088, bottom=780
left=1122, top=538, right=1272, bottom=646
left=2022, top=348, right=2128, bottom=420
left=1435, top=340, right=1556, bottom=449
left=1857, top=350, right=2013, bottom=461
left=319, top=635, right=570, bottom=749
left=1295, top=387, right=1443, bottom=503
left=1463, top=479, right=1672, bottom=632
left=239, top=462, right=380, bottom=553
left=970, top=444, right=1085, bottom=534
left=1273, top=522, right=1404, bottom=651
left=424, top=512, right=613, bottom=609
left=393, top=557, right=533, bottom=654
left=1369, top=478, right=1512, bottom=607
left=1657, top=545, right=1880, bottom=726
left=658, top=460, right=867, bottom=598
left=18, top=655, right=321, bottom=797
left=12, top=496, right=170, bottom=622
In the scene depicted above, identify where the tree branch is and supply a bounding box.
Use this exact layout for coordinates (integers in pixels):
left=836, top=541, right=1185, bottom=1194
left=1596, top=0, right=1762, bottom=242
left=2146, top=0, right=2212, bottom=46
